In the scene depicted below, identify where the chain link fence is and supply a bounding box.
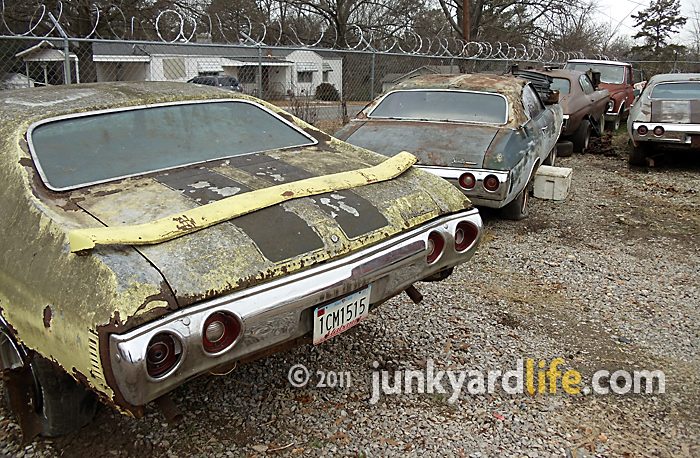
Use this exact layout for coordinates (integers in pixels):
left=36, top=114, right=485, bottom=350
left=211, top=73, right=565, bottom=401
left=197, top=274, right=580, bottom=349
left=3, top=36, right=700, bottom=132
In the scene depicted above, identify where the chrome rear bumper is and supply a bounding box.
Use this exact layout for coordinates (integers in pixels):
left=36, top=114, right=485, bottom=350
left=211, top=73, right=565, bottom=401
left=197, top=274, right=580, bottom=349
left=108, top=210, right=482, bottom=406
left=631, top=121, right=700, bottom=145
left=415, top=165, right=510, bottom=208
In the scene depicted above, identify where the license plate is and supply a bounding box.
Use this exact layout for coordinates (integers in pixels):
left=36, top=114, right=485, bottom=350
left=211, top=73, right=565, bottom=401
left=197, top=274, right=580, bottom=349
left=313, top=286, right=371, bottom=345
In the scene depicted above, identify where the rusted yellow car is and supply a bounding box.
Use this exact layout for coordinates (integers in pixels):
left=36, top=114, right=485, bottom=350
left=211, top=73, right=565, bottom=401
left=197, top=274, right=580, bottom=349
left=0, top=82, right=482, bottom=437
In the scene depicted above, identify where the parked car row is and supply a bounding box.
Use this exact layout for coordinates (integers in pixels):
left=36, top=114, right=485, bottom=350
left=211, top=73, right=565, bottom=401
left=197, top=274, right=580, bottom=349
left=1, top=61, right=694, bottom=439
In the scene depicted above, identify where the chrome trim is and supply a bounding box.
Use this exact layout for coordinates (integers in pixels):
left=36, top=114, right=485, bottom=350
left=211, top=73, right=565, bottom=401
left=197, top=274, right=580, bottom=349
left=415, top=165, right=510, bottom=205
left=108, top=210, right=483, bottom=406
left=26, top=99, right=319, bottom=192
left=366, top=89, right=509, bottom=126
left=631, top=121, right=700, bottom=144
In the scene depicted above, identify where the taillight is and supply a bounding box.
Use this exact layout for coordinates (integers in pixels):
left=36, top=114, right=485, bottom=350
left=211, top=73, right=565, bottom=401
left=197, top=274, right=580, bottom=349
left=653, top=126, right=665, bottom=136
left=454, top=221, right=479, bottom=252
left=483, top=175, right=500, bottom=192
left=637, top=125, right=648, bottom=136
left=146, top=333, right=182, bottom=378
left=426, top=232, right=445, bottom=264
left=202, top=312, right=241, bottom=354
left=458, top=173, right=476, bottom=190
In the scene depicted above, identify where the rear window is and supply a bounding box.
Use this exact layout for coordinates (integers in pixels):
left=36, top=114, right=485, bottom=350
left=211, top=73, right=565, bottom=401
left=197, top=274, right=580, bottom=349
left=29, top=100, right=316, bottom=191
left=368, top=90, right=508, bottom=124
left=650, top=82, right=700, bottom=100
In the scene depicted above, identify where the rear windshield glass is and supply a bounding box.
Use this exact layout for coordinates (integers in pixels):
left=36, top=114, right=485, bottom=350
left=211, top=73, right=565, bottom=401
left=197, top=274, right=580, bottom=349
left=650, top=82, right=700, bottom=100
left=565, top=63, right=625, bottom=84
left=30, top=100, right=316, bottom=191
left=551, top=78, right=570, bottom=95
left=368, top=90, right=508, bottom=124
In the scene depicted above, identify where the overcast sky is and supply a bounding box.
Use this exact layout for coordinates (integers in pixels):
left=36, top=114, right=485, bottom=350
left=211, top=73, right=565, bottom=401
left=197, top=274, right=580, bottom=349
left=596, top=0, right=697, bottom=42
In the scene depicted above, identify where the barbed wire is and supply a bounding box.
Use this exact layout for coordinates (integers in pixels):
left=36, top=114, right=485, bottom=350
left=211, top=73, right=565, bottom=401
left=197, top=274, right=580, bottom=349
left=0, top=1, right=590, bottom=61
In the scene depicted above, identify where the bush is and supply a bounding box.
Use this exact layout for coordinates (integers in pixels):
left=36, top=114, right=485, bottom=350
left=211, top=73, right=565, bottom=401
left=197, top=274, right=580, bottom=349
left=315, top=82, right=340, bottom=101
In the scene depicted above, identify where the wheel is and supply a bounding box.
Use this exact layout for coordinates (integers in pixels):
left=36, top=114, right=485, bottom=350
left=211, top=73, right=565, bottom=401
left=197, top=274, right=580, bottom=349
left=572, top=119, right=591, bottom=153
left=543, top=147, right=556, bottom=166
left=556, top=141, right=574, bottom=158
left=501, top=181, right=531, bottom=220
left=0, top=321, right=98, bottom=437
left=593, top=112, right=604, bottom=137
left=629, top=143, right=648, bottom=166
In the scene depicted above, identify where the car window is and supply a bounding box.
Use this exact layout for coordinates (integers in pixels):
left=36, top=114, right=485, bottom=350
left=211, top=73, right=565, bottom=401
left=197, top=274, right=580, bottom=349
left=551, top=78, right=570, bottom=95
left=565, top=63, right=625, bottom=84
left=650, top=82, right=700, bottom=100
left=579, top=75, right=595, bottom=95
left=522, top=84, right=544, bottom=119
left=368, top=90, right=508, bottom=124
left=219, top=77, right=239, bottom=87
left=29, top=101, right=317, bottom=191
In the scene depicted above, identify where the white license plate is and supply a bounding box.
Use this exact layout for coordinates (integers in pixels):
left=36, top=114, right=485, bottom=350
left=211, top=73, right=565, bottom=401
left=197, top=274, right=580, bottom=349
left=313, top=286, right=371, bottom=345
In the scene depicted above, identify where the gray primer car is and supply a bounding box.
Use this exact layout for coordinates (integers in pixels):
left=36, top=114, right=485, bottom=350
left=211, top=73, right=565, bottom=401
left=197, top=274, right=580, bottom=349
left=627, top=73, right=700, bottom=165
left=335, top=74, right=563, bottom=220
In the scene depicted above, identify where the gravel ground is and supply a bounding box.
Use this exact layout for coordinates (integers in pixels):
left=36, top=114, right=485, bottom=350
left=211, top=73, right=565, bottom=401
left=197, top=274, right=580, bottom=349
left=1, top=137, right=699, bottom=457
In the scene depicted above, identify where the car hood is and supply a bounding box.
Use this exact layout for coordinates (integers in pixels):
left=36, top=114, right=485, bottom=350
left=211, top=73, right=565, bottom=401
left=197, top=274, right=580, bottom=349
left=598, top=82, right=627, bottom=95
left=66, top=144, right=470, bottom=307
left=336, top=120, right=501, bottom=168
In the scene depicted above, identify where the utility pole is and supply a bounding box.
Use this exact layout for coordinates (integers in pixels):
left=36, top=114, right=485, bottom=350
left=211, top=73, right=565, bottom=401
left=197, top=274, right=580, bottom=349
left=462, top=0, right=471, bottom=41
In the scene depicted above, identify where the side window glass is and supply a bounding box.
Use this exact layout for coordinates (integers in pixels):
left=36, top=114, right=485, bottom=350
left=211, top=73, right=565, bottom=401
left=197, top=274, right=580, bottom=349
left=522, top=85, right=544, bottom=119
left=579, top=75, right=594, bottom=95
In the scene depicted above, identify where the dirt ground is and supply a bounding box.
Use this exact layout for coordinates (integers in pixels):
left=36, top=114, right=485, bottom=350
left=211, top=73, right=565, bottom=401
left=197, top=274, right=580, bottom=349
left=1, top=130, right=698, bottom=457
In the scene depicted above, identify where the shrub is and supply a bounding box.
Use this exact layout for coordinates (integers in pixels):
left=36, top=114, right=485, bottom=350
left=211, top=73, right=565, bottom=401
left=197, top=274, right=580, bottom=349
left=315, top=82, right=340, bottom=101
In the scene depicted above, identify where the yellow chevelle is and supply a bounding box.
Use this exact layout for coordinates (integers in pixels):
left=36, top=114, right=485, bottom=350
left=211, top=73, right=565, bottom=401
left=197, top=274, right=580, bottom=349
left=0, top=83, right=482, bottom=437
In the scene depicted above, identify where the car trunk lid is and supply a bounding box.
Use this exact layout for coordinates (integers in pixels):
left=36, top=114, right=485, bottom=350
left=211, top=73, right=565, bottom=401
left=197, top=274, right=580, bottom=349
left=341, top=121, right=500, bottom=168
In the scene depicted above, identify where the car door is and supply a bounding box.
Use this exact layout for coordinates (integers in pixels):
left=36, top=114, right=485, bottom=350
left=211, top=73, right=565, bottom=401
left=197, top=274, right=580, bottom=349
left=580, top=74, right=608, bottom=124
left=522, top=83, right=555, bottom=163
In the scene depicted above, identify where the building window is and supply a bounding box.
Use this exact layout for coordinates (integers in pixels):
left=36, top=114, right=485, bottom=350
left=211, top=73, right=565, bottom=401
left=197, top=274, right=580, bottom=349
left=297, top=71, right=313, bottom=83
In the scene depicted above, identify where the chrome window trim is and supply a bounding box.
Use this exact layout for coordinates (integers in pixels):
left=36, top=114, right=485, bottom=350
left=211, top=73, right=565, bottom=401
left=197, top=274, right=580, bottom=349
left=26, top=99, right=318, bottom=192
left=648, top=81, right=700, bottom=100
left=366, top=89, right=510, bottom=126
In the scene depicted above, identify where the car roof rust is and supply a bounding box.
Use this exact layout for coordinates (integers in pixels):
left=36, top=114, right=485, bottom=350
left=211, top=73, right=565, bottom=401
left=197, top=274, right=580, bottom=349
left=528, top=68, right=587, bottom=81
left=384, top=73, right=528, bottom=127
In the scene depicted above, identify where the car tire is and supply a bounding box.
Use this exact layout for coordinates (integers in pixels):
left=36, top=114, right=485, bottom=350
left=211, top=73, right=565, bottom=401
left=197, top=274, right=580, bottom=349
left=593, top=112, right=605, bottom=137
left=501, top=181, right=531, bottom=221
left=572, top=119, right=591, bottom=153
left=556, top=141, right=574, bottom=158
left=0, top=322, right=98, bottom=437
left=629, top=143, right=648, bottom=166
left=543, top=147, right=556, bottom=166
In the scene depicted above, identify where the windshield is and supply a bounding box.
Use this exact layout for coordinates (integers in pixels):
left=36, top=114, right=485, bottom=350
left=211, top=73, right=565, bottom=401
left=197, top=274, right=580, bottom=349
left=29, top=100, right=316, bottom=191
left=650, top=82, right=700, bottom=100
left=368, top=90, right=508, bottom=124
left=565, top=63, right=626, bottom=84
left=551, top=78, right=571, bottom=95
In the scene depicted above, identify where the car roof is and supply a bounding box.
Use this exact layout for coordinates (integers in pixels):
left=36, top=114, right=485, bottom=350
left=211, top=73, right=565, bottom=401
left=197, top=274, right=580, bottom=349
left=567, top=59, right=631, bottom=67
left=528, top=68, right=588, bottom=80
left=648, top=73, right=700, bottom=84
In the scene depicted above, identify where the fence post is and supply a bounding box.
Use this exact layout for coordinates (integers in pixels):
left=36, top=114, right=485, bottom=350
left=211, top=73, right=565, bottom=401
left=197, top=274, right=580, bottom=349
left=48, top=12, right=71, bottom=84
left=257, top=44, right=263, bottom=97
left=370, top=51, right=376, bottom=100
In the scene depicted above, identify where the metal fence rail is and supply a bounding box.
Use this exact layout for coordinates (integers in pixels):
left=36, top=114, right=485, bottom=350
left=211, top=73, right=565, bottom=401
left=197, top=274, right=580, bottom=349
left=2, top=36, right=700, bottom=131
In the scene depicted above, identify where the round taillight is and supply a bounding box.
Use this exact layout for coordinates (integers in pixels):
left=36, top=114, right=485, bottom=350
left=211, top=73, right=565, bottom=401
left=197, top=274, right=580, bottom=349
left=454, top=221, right=479, bottom=252
left=146, top=333, right=181, bottom=378
left=637, top=125, right=648, bottom=136
left=458, top=173, right=476, bottom=190
left=653, top=126, right=665, bottom=136
left=483, top=175, right=500, bottom=192
left=202, top=312, right=241, bottom=354
left=426, top=232, right=445, bottom=264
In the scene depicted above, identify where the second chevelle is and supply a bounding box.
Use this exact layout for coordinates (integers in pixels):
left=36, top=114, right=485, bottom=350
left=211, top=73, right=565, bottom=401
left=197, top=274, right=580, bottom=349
left=0, top=82, right=482, bottom=436
left=336, top=74, right=563, bottom=220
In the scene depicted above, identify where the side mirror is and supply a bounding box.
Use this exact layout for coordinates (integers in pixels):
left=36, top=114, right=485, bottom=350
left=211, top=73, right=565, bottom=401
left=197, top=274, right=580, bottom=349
left=544, top=90, right=560, bottom=105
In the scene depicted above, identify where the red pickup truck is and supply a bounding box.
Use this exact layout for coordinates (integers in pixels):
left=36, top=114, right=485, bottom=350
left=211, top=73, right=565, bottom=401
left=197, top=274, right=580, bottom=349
left=565, top=59, right=637, bottom=131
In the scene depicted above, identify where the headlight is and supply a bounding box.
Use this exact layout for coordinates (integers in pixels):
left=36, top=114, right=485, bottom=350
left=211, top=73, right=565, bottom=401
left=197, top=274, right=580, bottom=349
left=607, top=100, right=615, bottom=112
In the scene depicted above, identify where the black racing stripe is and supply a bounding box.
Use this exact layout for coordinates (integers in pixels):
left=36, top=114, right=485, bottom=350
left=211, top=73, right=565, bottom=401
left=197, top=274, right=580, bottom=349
left=155, top=167, right=324, bottom=263
left=228, top=153, right=389, bottom=239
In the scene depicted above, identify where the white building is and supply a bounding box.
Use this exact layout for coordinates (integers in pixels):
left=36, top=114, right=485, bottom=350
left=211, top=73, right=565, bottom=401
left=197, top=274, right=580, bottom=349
left=91, top=42, right=342, bottom=99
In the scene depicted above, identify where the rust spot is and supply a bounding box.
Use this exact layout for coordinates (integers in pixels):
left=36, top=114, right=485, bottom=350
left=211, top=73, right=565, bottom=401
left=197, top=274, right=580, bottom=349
left=18, top=157, right=32, bottom=167
left=282, top=190, right=294, bottom=197
left=42, top=305, right=52, bottom=328
left=305, top=127, right=332, bottom=143
left=92, top=188, right=121, bottom=197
